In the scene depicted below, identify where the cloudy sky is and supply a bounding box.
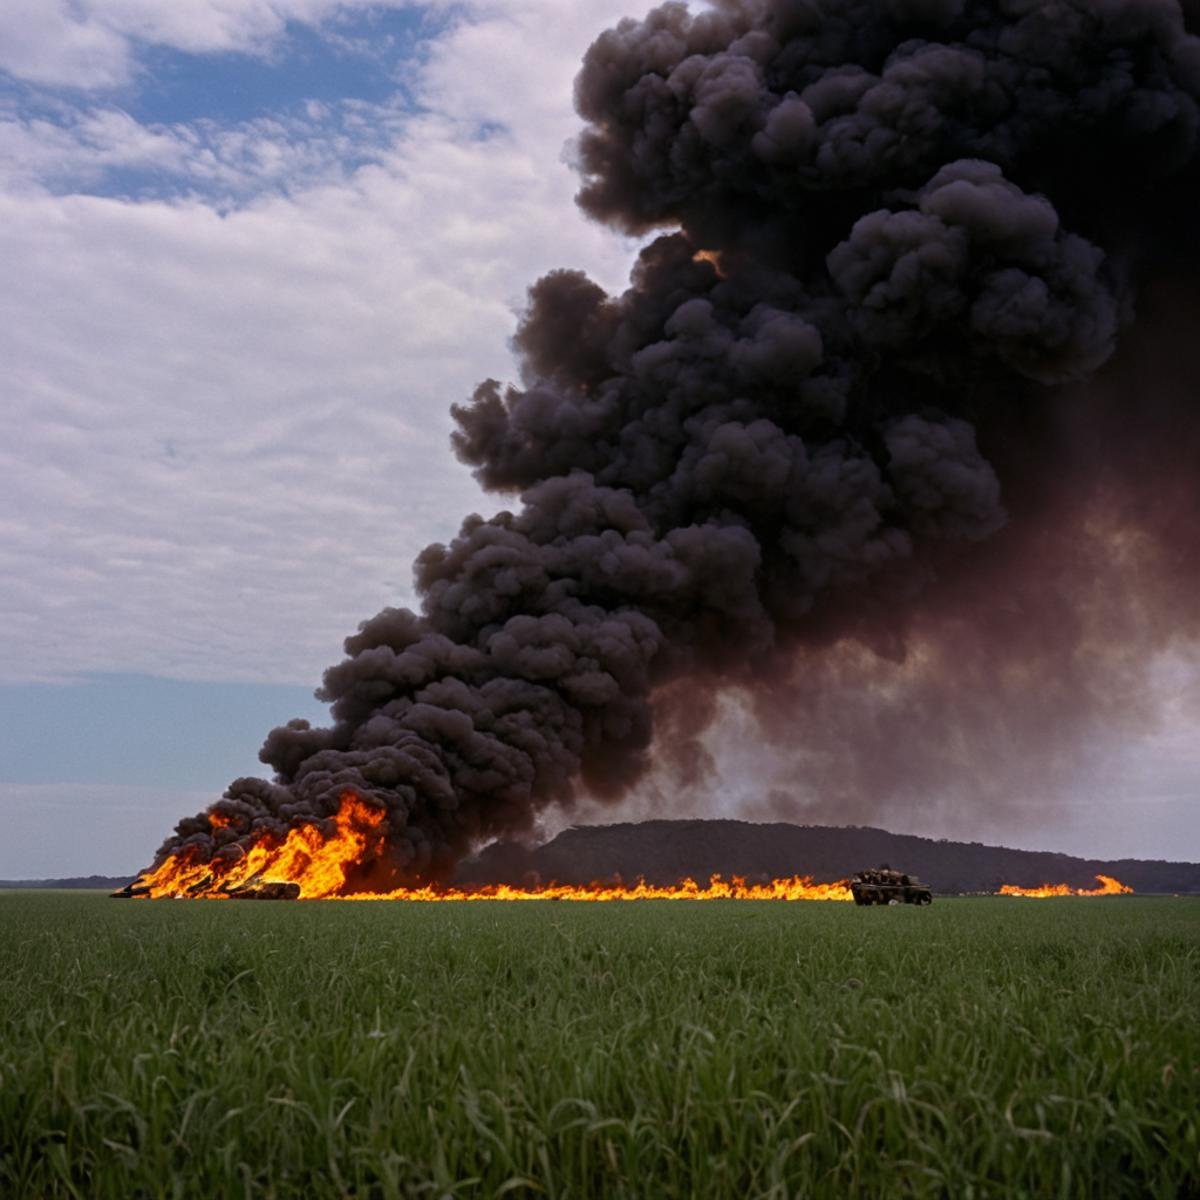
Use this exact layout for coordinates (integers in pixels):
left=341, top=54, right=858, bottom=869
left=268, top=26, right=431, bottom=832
left=1, top=0, right=1196, bottom=877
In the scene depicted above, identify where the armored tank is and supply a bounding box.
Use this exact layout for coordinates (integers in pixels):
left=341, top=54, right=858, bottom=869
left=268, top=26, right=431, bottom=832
left=226, top=880, right=302, bottom=901
left=850, top=865, right=933, bottom=906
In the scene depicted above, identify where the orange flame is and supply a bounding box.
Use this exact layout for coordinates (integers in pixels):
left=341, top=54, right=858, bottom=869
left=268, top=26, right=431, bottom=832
left=131, top=793, right=852, bottom=902
left=692, top=248, right=726, bottom=277
left=343, top=875, right=853, bottom=903
left=998, top=874, right=1133, bottom=898
left=135, top=793, right=388, bottom=899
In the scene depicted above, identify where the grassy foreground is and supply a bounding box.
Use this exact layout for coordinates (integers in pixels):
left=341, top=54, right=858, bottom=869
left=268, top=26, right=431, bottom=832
left=0, top=893, right=1195, bottom=1199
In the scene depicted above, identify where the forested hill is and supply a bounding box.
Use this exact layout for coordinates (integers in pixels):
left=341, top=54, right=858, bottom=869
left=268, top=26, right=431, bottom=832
left=453, top=821, right=1200, bottom=895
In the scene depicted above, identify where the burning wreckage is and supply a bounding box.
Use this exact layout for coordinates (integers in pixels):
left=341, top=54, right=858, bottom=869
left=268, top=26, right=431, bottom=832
left=125, top=0, right=1200, bottom=896
left=111, top=876, right=301, bottom=901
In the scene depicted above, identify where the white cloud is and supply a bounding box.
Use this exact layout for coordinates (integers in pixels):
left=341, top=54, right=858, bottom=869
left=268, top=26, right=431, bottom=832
left=0, top=101, right=415, bottom=197
left=0, top=4, right=132, bottom=90
left=0, top=107, right=189, bottom=191
left=0, top=1, right=640, bottom=687
left=2, top=1, right=1197, bottom=868
left=0, top=0, right=425, bottom=89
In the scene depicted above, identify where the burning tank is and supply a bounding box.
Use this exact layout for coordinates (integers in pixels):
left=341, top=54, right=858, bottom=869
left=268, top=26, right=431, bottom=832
left=850, top=866, right=933, bottom=906
left=109, top=874, right=301, bottom=900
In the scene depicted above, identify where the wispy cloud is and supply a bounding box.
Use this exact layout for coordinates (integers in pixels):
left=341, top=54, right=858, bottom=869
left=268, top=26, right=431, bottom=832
left=0, top=99, right=415, bottom=197
left=0, top=1, right=640, bottom=687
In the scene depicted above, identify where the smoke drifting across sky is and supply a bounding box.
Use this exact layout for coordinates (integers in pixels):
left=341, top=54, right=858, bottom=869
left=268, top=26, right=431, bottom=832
left=157, top=0, right=1200, bottom=884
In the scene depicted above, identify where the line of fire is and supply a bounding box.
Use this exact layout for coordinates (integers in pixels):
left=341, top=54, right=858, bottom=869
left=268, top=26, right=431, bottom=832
left=110, top=792, right=1133, bottom=903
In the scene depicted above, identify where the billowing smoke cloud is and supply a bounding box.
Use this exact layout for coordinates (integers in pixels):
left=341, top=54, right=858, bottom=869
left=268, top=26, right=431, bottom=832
left=156, top=0, right=1200, bottom=884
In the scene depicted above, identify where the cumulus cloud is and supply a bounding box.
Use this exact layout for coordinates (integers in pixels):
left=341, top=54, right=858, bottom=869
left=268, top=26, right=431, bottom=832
left=0, top=4, right=132, bottom=90
left=0, top=0, right=639, bottom=685
left=0, top=107, right=189, bottom=190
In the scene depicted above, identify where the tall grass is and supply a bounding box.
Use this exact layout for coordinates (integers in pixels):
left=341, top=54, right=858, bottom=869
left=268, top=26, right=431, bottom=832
left=0, top=893, right=1195, bottom=1198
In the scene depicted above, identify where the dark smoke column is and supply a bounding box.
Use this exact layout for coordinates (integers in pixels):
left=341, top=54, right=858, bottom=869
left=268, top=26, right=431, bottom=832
left=156, top=0, right=1200, bottom=885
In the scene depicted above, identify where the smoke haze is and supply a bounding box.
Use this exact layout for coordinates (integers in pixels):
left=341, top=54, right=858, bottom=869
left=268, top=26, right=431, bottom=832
left=153, top=0, right=1200, bottom=884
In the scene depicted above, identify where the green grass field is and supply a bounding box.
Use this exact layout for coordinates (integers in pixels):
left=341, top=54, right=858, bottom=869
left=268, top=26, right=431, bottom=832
left=0, top=893, right=1195, bottom=1199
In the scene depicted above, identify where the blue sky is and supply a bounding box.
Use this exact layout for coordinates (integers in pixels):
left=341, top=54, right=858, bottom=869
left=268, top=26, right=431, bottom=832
left=0, top=674, right=325, bottom=790
left=0, top=6, right=445, bottom=204
left=0, top=675, right=326, bottom=878
left=0, top=0, right=639, bottom=876
left=128, top=11, right=435, bottom=126
left=0, top=0, right=1196, bottom=876
left=3, top=9, right=435, bottom=125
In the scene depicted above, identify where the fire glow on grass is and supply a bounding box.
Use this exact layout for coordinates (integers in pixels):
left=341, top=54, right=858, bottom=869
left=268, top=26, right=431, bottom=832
left=998, top=875, right=1134, bottom=898
left=133, top=792, right=854, bottom=901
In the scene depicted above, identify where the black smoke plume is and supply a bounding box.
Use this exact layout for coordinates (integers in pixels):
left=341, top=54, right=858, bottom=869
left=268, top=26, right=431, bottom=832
left=154, top=0, right=1200, bottom=884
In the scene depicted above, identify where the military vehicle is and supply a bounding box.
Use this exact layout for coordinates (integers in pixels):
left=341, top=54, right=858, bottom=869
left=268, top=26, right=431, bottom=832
left=109, top=875, right=301, bottom=900
left=850, top=865, right=933, bottom=905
